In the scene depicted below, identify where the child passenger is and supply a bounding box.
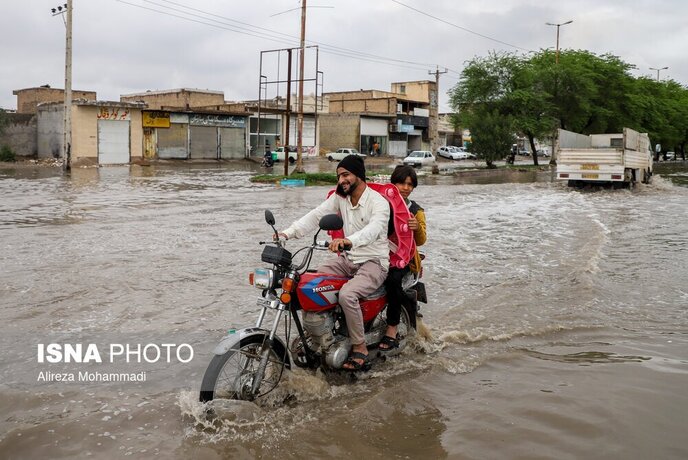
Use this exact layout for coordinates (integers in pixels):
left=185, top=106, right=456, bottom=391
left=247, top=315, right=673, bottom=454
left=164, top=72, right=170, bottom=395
left=379, top=165, right=426, bottom=350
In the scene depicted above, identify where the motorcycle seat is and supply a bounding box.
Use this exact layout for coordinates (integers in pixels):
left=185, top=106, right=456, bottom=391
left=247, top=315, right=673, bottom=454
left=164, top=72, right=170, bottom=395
left=363, top=284, right=386, bottom=300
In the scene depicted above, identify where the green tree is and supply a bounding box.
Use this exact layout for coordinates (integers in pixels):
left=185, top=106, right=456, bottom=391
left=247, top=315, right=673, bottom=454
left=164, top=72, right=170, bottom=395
left=449, top=51, right=555, bottom=166
left=450, top=48, right=688, bottom=166
left=464, top=107, right=514, bottom=168
left=506, top=53, right=558, bottom=165
left=449, top=52, right=519, bottom=166
left=628, top=77, right=688, bottom=160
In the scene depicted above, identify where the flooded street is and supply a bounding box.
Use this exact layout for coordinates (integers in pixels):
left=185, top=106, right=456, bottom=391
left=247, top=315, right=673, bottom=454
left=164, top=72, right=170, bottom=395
left=1, top=161, right=687, bottom=459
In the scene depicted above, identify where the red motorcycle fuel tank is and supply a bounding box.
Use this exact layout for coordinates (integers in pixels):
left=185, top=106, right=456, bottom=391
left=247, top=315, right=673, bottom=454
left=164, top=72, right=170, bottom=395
left=297, top=273, right=387, bottom=323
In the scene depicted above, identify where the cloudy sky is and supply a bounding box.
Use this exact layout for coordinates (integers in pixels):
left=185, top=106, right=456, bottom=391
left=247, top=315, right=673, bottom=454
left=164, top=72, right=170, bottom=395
left=1, top=0, right=686, bottom=112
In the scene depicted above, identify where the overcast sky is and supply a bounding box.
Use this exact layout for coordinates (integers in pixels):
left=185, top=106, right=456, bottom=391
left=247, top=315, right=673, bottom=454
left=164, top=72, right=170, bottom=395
left=1, top=0, right=686, bottom=113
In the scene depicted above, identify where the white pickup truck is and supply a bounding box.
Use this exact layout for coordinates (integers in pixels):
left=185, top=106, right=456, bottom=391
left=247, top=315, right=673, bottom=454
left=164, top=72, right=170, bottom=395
left=271, top=146, right=297, bottom=163
left=556, top=128, right=653, bottom=186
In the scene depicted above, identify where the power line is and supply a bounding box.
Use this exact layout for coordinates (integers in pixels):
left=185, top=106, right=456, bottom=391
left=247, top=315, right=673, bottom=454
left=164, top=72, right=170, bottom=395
left=117, top=0, right=298, bottom=46
left=119, top=0, right=440, bottom=72
left=390, top=0, right=532, bottom=52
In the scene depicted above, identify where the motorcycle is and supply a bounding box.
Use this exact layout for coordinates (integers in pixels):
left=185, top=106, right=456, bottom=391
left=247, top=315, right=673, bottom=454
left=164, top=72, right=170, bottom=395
left=261, top=150, right=274, bottom=168
left=199, top=210, right=427, bottom=403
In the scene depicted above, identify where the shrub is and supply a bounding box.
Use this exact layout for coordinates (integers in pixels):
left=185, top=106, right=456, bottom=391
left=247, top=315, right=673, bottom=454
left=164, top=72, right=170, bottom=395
left=0, top=145, right=16, bottom=162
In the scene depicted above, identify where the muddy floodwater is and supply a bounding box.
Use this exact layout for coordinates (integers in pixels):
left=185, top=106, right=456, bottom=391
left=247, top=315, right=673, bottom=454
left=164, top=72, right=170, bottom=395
left=1, top=161, right=687, bottom=459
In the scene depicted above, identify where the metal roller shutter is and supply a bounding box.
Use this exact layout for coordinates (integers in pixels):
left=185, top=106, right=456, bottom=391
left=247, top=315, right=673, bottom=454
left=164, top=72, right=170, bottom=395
left=97, top=119, right=130, bottom=165
left=157, top=124, right=188, bottom=159
left=189, top=126, right=218, bottom=159
left=220, top=127, right=245, bottom=159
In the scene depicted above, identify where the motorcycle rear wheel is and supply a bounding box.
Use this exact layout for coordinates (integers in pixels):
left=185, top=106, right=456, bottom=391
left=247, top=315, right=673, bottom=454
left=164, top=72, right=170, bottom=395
left=199, top=334, right=287, bottom=403
left=371, top=307, right=413, bottom=353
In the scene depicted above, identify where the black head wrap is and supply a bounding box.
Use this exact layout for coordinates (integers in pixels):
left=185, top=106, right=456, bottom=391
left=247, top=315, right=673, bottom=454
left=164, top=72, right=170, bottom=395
left=336, top=155, right=366, bottom=181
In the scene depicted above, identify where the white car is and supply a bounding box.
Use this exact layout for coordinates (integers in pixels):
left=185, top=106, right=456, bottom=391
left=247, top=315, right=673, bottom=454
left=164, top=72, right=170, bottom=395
left=437, top=146, right=464, bottom=160
left=271, top=146, right=297, bottom=163
left=402, top=150, right=436, bottom=167
left=327, top=148, right=366, bottom=162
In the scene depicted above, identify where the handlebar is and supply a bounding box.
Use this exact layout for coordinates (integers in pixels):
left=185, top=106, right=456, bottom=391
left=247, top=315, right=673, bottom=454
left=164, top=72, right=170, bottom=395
left=259, top=237, right=352, bottom=273
left=316, top=240, right=351, bottom=251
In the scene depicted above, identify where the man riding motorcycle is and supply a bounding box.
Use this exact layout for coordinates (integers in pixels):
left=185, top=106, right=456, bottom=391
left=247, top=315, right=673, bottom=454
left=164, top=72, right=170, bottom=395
left=278, top=155, right=389, bottom=371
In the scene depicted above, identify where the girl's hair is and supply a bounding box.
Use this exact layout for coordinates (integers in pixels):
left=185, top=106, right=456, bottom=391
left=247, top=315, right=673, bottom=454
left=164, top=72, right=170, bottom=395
left=390, top=165, right=418, bottom=188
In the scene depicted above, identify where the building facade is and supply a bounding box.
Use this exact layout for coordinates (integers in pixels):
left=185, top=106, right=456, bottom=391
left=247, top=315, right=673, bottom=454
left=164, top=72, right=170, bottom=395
left=38, top=101, right=146, bottom=166
left=322, top=81, right=436, bottom=156
left=13, top=86, right=96, bottom=114
left=143, top=110, right=249, bottom=160
left=121, top=89, right=255, bottom=159
left=120, top=88, right=225, bottom=110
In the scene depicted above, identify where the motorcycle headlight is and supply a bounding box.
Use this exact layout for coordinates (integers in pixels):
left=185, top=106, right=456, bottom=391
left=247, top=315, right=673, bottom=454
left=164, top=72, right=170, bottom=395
left=252, top=268, right=275, bottom=289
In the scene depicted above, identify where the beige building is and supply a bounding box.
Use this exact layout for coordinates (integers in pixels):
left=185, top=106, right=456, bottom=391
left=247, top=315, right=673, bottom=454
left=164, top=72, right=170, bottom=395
left=120, top=89, right=276, bottom=157
left=141, top=110, right=249, bottom=160
left=38, top=101, right=146, bottom=166
left=13, top=86, right=96, bottom=114
left=322, top=81, right=436, bottom=156
left=32, top=88, right=251, bottom=164
left=120, top=88, right=225, bottom=110
left=194, top=93, right=328, bottom=157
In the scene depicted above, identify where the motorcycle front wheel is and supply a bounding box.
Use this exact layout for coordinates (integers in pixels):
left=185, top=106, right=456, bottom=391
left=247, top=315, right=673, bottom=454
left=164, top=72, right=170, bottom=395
left=199, top=334, right=288, bottom=403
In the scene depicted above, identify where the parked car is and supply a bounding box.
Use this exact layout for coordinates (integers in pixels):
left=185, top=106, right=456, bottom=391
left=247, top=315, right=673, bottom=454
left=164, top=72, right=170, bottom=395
left=536, top=149, right=550, bottom=157
left=665, top=151, right=676, bottom=160
left=327, top=148, right=366, bottom=162
left=437, top=146, right=470, bottom=160
left=402, top=150, right=436, bottom=167
left=271, top=146, right=297, bottom=163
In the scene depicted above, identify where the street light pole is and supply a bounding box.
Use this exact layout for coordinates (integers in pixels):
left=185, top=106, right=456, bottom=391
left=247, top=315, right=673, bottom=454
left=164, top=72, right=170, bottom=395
left=649, top=66, right=668, bottom=82
left=545, top=20, right=573, bottom=64
left=52, top=2, right=72, bottom=171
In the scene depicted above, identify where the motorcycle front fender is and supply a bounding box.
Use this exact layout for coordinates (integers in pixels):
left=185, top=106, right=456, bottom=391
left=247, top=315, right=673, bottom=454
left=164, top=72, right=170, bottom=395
left=211, top=327, right=289, bottom=359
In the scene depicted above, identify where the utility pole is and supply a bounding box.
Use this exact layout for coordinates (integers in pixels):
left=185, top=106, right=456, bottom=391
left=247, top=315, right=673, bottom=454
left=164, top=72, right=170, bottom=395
left=546, top=20, right=573, bottom=65
left=64, top=0, right=72, bottom=171
left=649, top=66, right=668, bottom=82
left=428, top=66, right=447, bottom=155
left=295, top=0, right=307, bottom=173
left=284, top=49, right=293, bottom=177
left=52, top=2, right=72, bottom=171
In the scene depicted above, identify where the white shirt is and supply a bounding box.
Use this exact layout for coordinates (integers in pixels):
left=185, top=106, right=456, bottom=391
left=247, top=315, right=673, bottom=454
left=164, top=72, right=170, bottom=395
left=282, top=186, right=390, bottom=268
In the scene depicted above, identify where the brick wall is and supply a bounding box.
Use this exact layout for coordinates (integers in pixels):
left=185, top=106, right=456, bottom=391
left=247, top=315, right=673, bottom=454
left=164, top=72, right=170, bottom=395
left=328, top=98, right=395, bottom=115
left=121, top=90, right=224, bottom=110
left=319, top=113, right=360, bottom=153
left=14, top=88, right=96, bottom=114
left=0, top=113, right=37, bottom=156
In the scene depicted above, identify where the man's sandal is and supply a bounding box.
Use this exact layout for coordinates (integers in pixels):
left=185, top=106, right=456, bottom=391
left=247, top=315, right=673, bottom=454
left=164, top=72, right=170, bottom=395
left=342, top=352, right=371, bottom=372
left=378, top=335, right=399, bottom=352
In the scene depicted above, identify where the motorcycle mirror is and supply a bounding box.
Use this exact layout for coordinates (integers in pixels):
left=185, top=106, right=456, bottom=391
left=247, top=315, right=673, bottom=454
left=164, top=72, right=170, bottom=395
left=265, top=210, right=275, bottom=226
left=319, top=214, right=343, bottom=231
left=265, top=210, right=280, bottom=244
